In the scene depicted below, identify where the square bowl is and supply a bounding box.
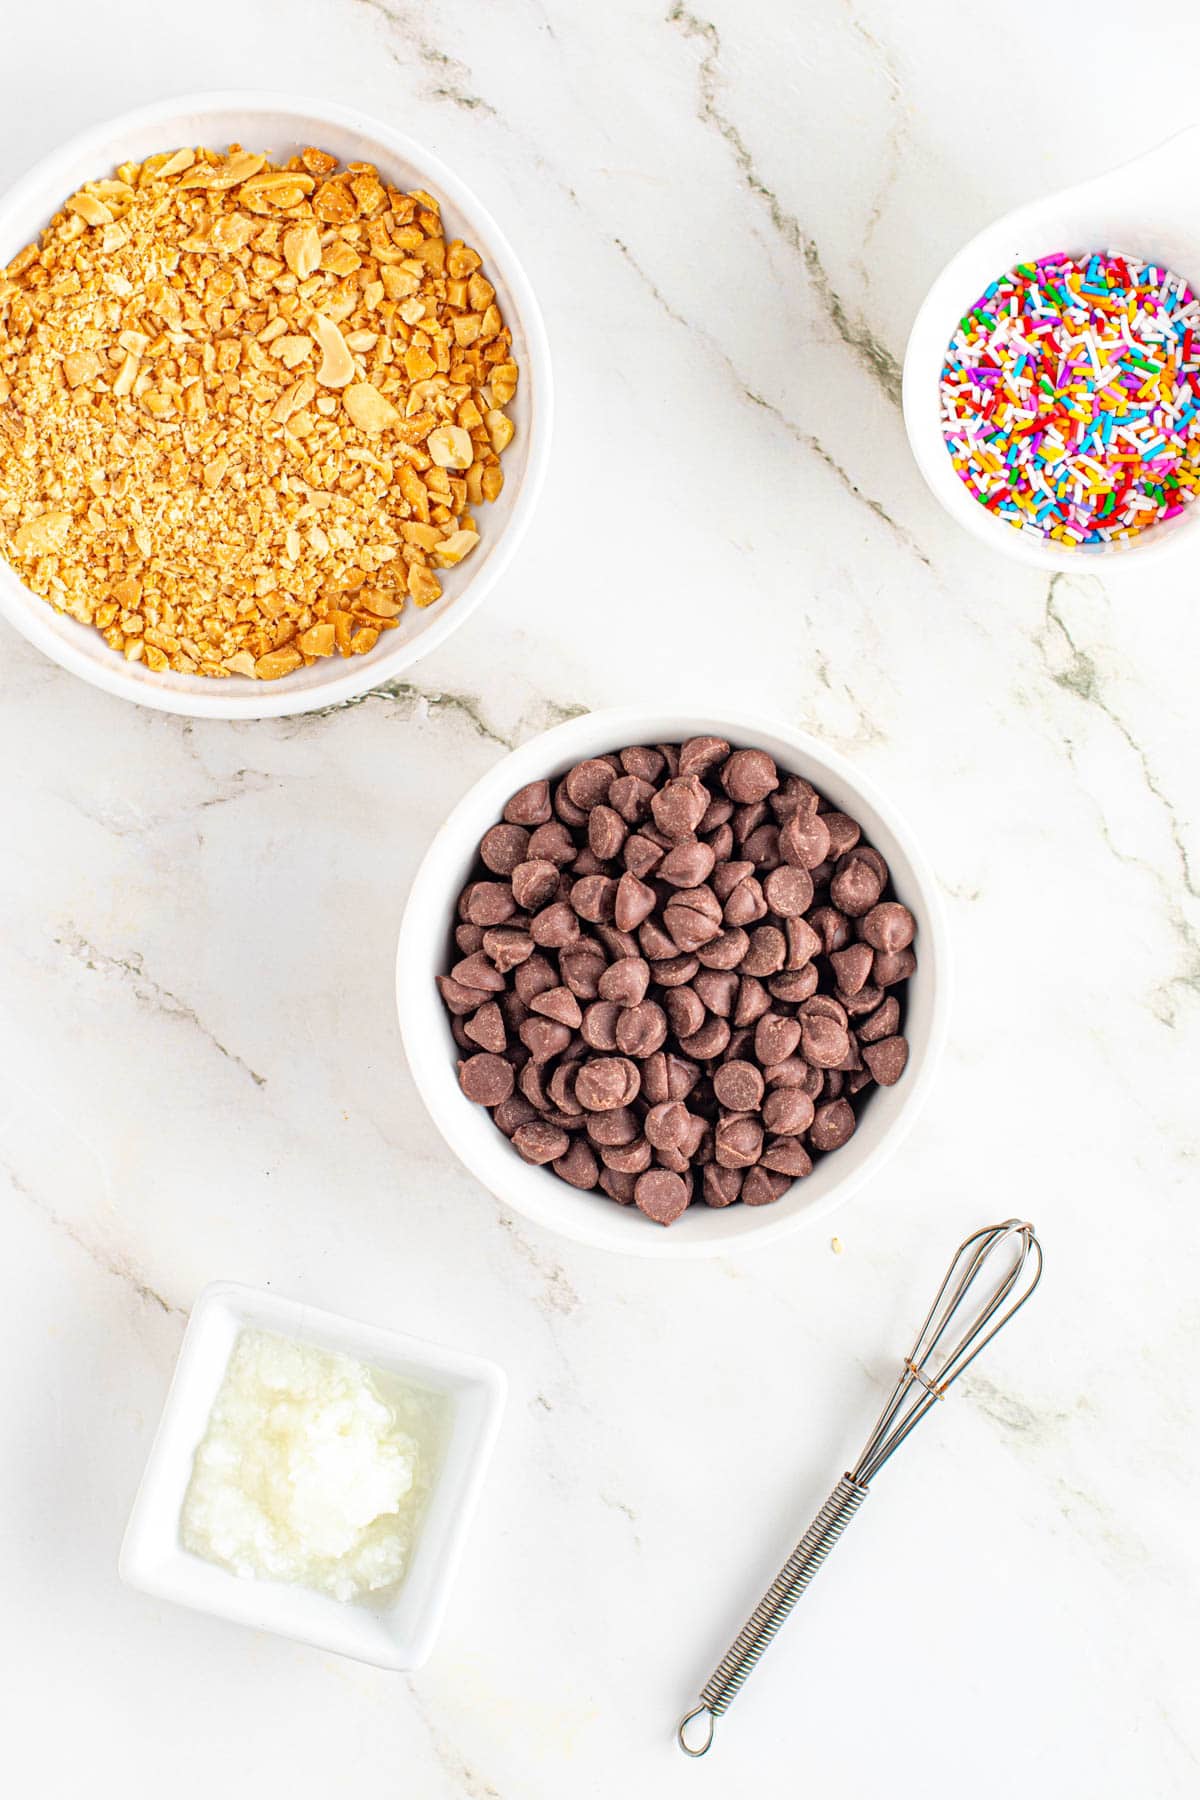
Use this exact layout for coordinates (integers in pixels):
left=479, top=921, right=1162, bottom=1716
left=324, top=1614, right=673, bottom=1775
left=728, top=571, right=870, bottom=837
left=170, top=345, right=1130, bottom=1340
left=0, top=91, right=552, bottom=716
left=119, top=1281, right=506, bottom=1669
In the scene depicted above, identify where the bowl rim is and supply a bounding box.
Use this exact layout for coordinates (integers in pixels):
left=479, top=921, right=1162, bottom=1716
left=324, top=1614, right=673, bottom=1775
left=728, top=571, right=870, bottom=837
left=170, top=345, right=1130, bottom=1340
left=0, top=89, right=554, bottom=718
left=396, top=705, right=952, bottom=1260
left=901, top=147, right=1200, bottom=571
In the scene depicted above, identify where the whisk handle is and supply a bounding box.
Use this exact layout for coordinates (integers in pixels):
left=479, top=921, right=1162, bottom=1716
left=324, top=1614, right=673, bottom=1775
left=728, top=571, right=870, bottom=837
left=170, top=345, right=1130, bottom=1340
left=676, top=1474, right=869, bottom=1756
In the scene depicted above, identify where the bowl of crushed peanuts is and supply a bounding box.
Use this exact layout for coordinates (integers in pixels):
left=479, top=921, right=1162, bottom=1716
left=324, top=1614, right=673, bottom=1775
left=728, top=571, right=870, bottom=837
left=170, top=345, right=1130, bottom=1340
left=0, top=93, right=551, bottom=716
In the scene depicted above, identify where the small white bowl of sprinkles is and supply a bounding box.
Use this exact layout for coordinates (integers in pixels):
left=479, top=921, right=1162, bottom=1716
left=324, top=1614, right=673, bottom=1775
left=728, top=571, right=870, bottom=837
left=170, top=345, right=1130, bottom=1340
left=903, top=125, right=1200, bottom=568
left=0, top=92, right=551, bottom=717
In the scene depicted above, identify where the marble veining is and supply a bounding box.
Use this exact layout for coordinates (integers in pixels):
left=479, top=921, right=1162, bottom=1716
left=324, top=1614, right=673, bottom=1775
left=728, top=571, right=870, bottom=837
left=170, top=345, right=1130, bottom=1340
left=665, top=1, right=903, bottom=402
left=609, top=231, right=929, bottom=564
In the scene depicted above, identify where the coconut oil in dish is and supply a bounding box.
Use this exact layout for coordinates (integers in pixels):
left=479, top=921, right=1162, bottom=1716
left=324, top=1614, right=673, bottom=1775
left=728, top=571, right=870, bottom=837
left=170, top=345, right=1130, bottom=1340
left=181, top=1328, right=445, bottom=1604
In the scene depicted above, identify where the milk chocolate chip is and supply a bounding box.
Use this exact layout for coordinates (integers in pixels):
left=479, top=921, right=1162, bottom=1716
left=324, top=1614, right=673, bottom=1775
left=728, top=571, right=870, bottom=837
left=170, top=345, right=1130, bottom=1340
left=713, top=1059, right=765, bottom=1111
left=635, top=1168, right=690, bottom=1224
left=703, top=1164, right=744, bottom=1207
left=615, top=1001, right=668, bottom=1058
left=576, top=1056, right=641, bottom=1111
left=722, top=749, right=779, bottom=804
left=503, top=780, right=552, bottom=826
left=679, top=735, right=731, bottom=777
left=512, top=860, right=560, bottom=911
left=459, top=1052, right=515, bottom=1106
left=861, top=902, right=915, bottom=953
left=862, top=1036, right=910, bottom=1085
left=809, top=1099, right=857, bottom=1151
left=615, top=872, right=656, bottom=933
left=566, top=759, right=617, bottom=810
left=554, top=1139, right=600, bottom=1189
left=652, top=776, right=709, bottom=840
left=480, top=823, right=530, bottom=875
left=831, top=850, right=886, bottom=917
left=715, top=1113, right=764, bottom=1168
left=513, top=1120, right=570, bottom=1164
left=439, top=738, right=919, bottom=1225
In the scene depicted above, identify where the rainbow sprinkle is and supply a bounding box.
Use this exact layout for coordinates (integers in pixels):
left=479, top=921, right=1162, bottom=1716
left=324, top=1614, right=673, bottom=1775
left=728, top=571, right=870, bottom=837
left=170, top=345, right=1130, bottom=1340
left=940, top=252, right=1200, bottom=546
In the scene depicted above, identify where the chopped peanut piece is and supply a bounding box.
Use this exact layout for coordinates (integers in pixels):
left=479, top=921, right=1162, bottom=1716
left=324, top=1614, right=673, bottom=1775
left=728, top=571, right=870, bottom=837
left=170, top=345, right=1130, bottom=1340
left=113, top=351, right=140, bottom=396
left=427, top=424, right=474, bottom=469
left=282, top=223, right=321, bottom=280
left=13, top=512, right=71, bottom=555
left=490, top=361, right=519, bottom=407
left=485, top=409, right=514, bottom=454
left=311, top=313, right=355, bottom=388
left=272, top=375, right=316, bottom=424
left=153, top=148, right=196, bottom=181
left=350, top=174, right=387, bottom=218
left=313, top=178, right=356, bottom=224
left=0, top=143, right=518, bottom=678
left=323, top=242, right=363, bottom=278
left=468, top=272, right=495, bottom=310
left=67, top=192, right=114, bottom=228
left=209, top=152, right=268, bottom=188
left=63, top=350, right=101, bottom=388
left=435, top=529, right=480, bottom=566
left=254, top=646, right=304, bottom=680
left=333, top=609, right=355, bottom=655
left=407, top=561, right=442, bottom=607
left=301, top=146, right=338, bottom=178
left=343, top=380, right=399, bottom=434
left=398, top=464, right=430, bottom=522
left=446, top=241, right=481, bottom=278
left=298, top=621, right=336, bottom=656
left=273, top=335, right=313, bottom=370
left=357, top=590, right=403, bottom=618
left=404, top=343, right=437, bottom=382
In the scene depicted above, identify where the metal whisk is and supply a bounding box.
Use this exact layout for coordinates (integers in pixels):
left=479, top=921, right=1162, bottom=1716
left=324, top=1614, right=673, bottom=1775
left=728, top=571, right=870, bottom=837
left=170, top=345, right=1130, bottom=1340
left=676, top=1218, right=1043, bottom=1757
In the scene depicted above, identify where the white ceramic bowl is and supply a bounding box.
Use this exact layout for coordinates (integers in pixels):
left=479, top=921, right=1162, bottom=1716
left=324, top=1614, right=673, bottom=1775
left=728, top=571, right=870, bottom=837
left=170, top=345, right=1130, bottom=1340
left=0, top=92, right=552, bottom=717
left=903, top=125, right=1200, bottom=570
left=396, top=708, right=950, bottom=1260
left=119, top=1281, right=506, bottom=1669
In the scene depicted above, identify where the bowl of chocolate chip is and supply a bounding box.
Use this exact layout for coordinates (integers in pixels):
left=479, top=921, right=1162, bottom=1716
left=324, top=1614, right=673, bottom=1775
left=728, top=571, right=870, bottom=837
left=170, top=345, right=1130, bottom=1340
left=397, top=709, right=949, bottom=1258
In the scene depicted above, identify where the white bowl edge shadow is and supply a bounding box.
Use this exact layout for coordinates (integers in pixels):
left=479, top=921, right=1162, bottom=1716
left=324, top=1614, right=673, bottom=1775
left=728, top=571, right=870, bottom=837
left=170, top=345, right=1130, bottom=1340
left=903, top=122, right=1200, bottom=571
left=396, top=707, right=952, bottom=1261
left=0, top=90, right=553, bottom=718
left=118, top=1281, right=507, bottom=1669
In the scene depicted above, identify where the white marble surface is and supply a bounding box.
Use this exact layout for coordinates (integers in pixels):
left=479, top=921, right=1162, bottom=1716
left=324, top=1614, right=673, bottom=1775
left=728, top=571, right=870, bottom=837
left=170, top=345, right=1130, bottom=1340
left=1, top=2, right=1198, bottom=1794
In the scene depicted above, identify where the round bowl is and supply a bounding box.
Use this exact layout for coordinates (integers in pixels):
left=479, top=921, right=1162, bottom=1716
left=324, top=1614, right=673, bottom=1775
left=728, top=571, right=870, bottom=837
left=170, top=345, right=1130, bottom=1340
left=903, top=125, right=1200, bottom=570
left=396, top=707, right=951, bottom=1260
left=0, top=91, right=552, bottom=718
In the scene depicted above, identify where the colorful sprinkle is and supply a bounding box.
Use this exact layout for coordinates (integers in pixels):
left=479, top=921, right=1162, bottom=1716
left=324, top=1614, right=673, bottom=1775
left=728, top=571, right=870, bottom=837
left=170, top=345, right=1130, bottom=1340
left=940, top=252, right=1200, bottom=546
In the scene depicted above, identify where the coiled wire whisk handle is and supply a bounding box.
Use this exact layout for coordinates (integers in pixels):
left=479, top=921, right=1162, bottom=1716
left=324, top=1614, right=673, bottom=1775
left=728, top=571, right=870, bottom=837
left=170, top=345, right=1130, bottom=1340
left=677, top=1474, right=869, bottom=1756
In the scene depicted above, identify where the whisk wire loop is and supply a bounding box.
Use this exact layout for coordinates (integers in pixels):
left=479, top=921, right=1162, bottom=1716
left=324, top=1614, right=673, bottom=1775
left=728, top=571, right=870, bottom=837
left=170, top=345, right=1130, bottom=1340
left=852, top=1219, right=1041, bottom=1485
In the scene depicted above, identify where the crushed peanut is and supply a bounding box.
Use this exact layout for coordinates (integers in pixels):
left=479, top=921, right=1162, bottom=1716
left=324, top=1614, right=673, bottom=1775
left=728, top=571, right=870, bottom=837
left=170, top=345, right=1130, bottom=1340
left=0, top=145, right=519, bottom=679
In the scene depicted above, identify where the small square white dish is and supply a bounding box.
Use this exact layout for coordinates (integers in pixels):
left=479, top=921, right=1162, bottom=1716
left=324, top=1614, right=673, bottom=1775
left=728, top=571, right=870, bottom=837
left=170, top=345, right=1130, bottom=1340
left=119, top=1281, right=506, bottom=1669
